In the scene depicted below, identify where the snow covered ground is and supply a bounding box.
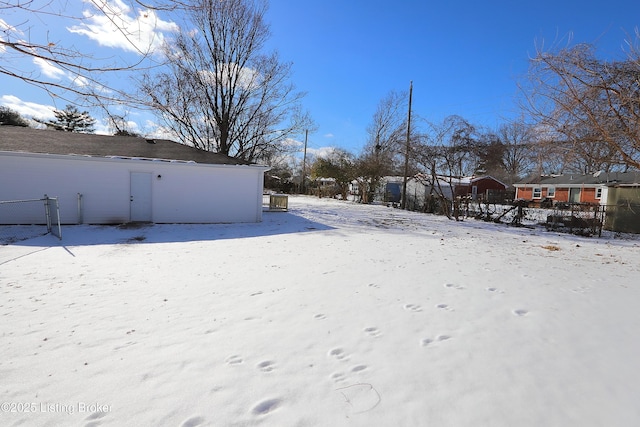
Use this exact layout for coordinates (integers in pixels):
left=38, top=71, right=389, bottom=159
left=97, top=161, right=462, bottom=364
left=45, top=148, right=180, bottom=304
left=2, top=195, right=640, bottom=427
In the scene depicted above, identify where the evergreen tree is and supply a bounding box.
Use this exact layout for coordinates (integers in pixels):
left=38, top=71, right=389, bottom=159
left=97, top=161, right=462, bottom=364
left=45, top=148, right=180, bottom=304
left=37, top=105, right=96, bottom=133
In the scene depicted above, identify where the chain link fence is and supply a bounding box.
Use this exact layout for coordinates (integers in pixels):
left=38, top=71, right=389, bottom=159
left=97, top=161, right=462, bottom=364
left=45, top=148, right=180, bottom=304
left=0, top=196, right=62, bottom=244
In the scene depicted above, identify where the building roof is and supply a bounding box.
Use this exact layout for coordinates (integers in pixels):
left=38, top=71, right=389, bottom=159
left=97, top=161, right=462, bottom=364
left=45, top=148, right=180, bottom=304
left=410, top=174, right=508, bottom=189
left=515, top=171, right=640, bottom=187
left=0, top=126, right=254, bottom=166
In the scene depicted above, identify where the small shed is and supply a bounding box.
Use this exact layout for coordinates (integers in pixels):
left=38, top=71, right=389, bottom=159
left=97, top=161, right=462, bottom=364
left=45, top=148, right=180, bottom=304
left=604, top=184, right=640, bottom=234
left=0, top=127, right=270, bottom=224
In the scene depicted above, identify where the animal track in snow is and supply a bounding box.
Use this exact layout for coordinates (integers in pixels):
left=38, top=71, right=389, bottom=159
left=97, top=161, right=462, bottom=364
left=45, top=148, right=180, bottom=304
left=331, top=372, right=347, bottom=383
left=436, top=303, right=452, bottom=311
left=403, top=303, right=422, bottom=312
left=351, top=364, right=367, bottom=372
left=257, top=360, right=275, bottom=372
left=180, top=416, right=206, bottom=427
left=225, top=355, right=243, bottom=365
left=444, top=283, right=464, bottom=290
left=328, top=347, right=349, bottom=361
left=421, top=334, right=452, bottom=347
left=513, top=309, right=529, bottom=317
left=314, top=313, right=326, bottom=320
left=363, top=327, right=381, bottom=337
left=84, top=410, right=108, bottom=423
left=251, top=398, right=282, bottom=416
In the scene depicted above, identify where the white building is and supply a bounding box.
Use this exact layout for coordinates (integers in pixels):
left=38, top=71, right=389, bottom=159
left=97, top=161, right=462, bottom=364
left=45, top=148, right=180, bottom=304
left=0, top=127, right=269, bottom=224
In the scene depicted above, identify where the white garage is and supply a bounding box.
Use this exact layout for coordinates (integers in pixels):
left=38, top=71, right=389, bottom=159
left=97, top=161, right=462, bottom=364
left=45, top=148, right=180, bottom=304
left=0, top=127, right=270, bottom=224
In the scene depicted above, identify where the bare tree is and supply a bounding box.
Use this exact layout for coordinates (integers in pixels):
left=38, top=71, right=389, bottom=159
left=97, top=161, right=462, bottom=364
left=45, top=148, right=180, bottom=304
left=0, top=0, right=180, bottom=104
left=495, top=120, right=537, bottom=182
left=523, top=37, right=640, bottom=171
left=413, top=115, right=479, bottom=219
left=364, top=90, right=408, bottom=163
left=355, top=90, right=408, bottom=202
left=421, top=115, right=478, bottom=177
left=139, top=0, right=305, bottom=161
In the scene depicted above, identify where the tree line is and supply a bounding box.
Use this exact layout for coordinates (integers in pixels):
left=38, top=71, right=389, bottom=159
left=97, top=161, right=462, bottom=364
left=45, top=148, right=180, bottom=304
left=2, top=0, right=640, bottom=191
left=1, top=0, right=308, bottom=162
left=299, top=35, right=640, bottom=199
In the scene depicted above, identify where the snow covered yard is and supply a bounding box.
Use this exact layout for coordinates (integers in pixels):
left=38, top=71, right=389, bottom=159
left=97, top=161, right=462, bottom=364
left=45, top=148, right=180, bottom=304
left=1, top=195, right=640, bottom=427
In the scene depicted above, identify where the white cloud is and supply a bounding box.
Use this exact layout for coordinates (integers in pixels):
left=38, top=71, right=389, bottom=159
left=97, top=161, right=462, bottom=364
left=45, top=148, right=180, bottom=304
left=67, top=0, right=178, bottom=55
left=33, top=58, right=67, bottom=79
left=281, top=137, right=303, bottom=150
left=144, top=120, right=178, bottom=140
left=198, top=63, right=260, bottom=91
left=308, top=146, right=337, bottom=159
left=0, top=95, right=55, bottom=119
left=0, top=19, right=9, bottom=52
left=0, top=18, right=10, bottom=32
left=324, top=133, right=334, bottom=138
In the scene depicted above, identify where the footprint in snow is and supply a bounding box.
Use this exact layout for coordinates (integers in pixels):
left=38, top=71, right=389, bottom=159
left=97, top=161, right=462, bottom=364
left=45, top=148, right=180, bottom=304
left=513, top=309, right=529, bottom=317
left=403, top=303, right=422, bottom=312
left=314, top=313, right=327, bottom=320
left=84, top=411, right=108, bottom=423
left=180, top=416, right=206, bottom=427
left=257, top=360, right=276, bottom=372
left=331, top=372, right=347, bottom=383
left=363, top=326, right=381, bottom=337
left=251, top=398, right=282, bottom=416
left=328, top=347, right=349, bottom=361
left=444, top=283, right=464, bottom=290
left=421, top=335, right=452, bottom=347
left=436, top=303, right=452, bottom=311
left=225, top=355, right=243, bottom=365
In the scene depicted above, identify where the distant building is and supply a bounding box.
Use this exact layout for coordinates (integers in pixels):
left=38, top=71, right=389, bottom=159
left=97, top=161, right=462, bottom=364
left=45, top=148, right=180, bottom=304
left=0, top=127, right=270, bottom=224
left=514, top=171, right=640, bottom=234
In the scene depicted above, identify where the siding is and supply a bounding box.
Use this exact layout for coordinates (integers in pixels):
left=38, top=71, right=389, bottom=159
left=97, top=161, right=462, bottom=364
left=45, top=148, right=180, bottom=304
left=0, top=151, right=267, bottom=224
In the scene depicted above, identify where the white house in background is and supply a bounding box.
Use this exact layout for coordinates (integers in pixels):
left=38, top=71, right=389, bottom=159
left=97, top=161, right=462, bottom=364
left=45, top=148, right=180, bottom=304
left=0, top=126, right=270, bottom=224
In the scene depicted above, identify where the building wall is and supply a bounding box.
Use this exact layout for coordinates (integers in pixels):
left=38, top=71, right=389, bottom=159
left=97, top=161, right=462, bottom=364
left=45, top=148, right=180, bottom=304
left=0, top=152, right=266, bottom=224
left=515, top=186, right=603, bottom=205
left=455, top=178, right=507, bottom=198
left=604, top=187, right=640, bottom=233
left=515, top=187, right=533, bottom=200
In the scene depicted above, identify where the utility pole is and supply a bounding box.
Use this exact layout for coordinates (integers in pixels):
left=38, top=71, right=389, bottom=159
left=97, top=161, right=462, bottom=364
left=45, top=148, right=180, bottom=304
left=301, top=129, right=308, bottom=194
left=401, top=81, right=413, bottom=210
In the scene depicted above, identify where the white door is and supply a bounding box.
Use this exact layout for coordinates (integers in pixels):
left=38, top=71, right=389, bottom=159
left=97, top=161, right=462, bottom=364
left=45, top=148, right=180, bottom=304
left=130, top=172, right=152, bottom=222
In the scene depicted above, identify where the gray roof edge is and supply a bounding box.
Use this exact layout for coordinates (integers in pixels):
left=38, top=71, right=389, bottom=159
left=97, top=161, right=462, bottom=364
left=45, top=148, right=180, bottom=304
left=0, top=150, right=271, bottom=170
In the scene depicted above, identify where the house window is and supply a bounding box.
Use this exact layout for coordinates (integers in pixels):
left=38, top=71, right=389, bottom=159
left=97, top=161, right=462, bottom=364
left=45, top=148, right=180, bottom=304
left=533, top=187, right=542, bottom=199
left=547, top=187, right=555, bottom=198
left=595, top=187, right=603, bottom=199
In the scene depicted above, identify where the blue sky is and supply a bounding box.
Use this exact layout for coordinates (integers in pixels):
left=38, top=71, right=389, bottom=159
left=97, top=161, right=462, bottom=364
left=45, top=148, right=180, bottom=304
left=2, top=0, right=640, bottom=157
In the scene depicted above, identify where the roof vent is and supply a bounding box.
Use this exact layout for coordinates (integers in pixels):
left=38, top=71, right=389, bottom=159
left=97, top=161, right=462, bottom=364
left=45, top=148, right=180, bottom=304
left=146, top=138, right=156, bottom=144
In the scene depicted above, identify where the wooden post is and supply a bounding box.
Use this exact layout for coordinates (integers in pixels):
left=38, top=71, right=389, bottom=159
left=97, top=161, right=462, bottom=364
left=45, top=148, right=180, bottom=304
left=401, top=81, right=413, bottom=210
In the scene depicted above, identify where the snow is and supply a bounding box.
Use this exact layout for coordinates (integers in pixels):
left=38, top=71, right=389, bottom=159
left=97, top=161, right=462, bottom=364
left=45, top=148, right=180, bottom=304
left=2, top=195, right=640, bottom=427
